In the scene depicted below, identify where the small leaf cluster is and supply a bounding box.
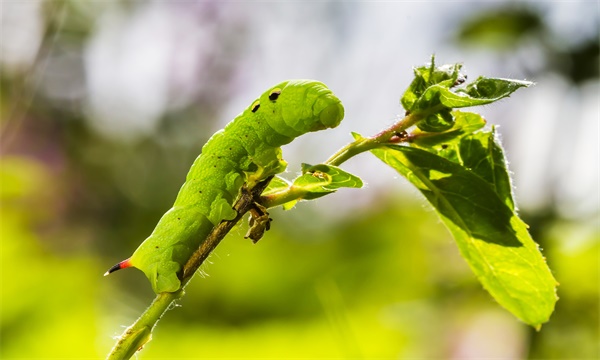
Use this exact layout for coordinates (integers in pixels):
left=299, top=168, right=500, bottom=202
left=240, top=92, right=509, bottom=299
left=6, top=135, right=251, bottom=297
left=402, top=57, right=531, bottom=133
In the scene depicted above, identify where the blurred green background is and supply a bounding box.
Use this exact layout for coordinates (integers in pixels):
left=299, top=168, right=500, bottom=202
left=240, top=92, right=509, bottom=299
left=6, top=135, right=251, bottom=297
left=1, top=1, right=598, bottom=358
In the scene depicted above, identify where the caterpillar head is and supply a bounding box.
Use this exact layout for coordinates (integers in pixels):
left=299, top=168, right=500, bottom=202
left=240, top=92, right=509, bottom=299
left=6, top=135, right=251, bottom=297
left=250, top=80, right=344, bottom=138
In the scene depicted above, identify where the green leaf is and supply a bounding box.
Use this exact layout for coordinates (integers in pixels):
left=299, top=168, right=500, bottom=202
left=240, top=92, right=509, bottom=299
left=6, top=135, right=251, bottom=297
left=414, top=77, right=532, bottom=112
left=262, top=165, right=363, bottom=210
left=295, top=163, right=363, bottom=200
left=410, top=111, right=486, bottom=148
left=461, top=77, right=533, bottom=102
left=457, top=129, right=515, bottom=210
left=417, top=109, right=455, bottom=132
left=371, top=145, right=557, bottom=327
left=401, top=58, right=464, bottom=111
left=351, top=131, right=365, bottom=141
left=412, top=122, right=515, bottom=211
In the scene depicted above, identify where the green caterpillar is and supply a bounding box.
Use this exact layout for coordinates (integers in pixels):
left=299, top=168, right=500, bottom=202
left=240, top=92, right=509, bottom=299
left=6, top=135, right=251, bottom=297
left=105, top=80, right=344, bottom=294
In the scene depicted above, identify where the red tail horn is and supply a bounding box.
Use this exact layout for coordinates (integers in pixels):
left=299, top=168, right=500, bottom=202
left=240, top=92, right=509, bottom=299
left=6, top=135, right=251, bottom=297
left=104, top=258, right=132, bottom=276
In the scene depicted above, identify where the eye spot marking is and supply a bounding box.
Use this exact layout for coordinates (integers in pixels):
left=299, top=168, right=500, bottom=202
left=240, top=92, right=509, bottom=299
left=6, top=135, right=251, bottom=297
left=177, top=218, right=181, bottom=220
left=251, top=100, right=260, bottom=113
left=269, top=88, right=281, bottom=101
left=155, top=246, right=159, bottom=249
left=441, top=144, right=448, bottom=149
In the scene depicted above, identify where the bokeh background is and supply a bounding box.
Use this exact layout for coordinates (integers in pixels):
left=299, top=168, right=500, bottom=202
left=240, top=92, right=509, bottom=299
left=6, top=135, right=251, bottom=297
left=1, top=1, right=598, bottom=358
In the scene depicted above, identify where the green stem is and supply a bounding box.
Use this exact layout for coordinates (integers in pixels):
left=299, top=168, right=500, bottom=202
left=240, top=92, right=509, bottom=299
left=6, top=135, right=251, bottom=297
left=327, top=112, right=421, bottom=166
left=261, top=186, right=305, bottom=209
left=107, top=291, right=182, bottom=360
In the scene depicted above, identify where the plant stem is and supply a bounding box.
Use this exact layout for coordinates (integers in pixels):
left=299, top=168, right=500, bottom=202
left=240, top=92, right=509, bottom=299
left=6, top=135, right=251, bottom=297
left=327, top=112, right=420, bottom=166
left=106, top=291, right=182, bottom=360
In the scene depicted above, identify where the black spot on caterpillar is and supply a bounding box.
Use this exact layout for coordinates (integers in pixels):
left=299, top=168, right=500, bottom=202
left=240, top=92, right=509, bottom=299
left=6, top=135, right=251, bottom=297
left=269, top=89, right=281, bottom=101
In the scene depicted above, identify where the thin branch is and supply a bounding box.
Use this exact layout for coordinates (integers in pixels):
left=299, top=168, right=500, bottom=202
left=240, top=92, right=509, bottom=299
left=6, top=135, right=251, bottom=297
left=181, top=179, right=273, bottom=281
left=325, top=112, right=421, bottom=166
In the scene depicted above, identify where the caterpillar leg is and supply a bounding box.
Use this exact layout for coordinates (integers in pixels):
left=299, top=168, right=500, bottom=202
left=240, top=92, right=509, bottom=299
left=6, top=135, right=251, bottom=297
left=245, top=202, right=272, bottom=243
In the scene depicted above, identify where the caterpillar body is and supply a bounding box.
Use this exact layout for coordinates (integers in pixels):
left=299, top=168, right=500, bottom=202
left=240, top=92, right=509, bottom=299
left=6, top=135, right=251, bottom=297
left=105, top=80, right=344, bottom=293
